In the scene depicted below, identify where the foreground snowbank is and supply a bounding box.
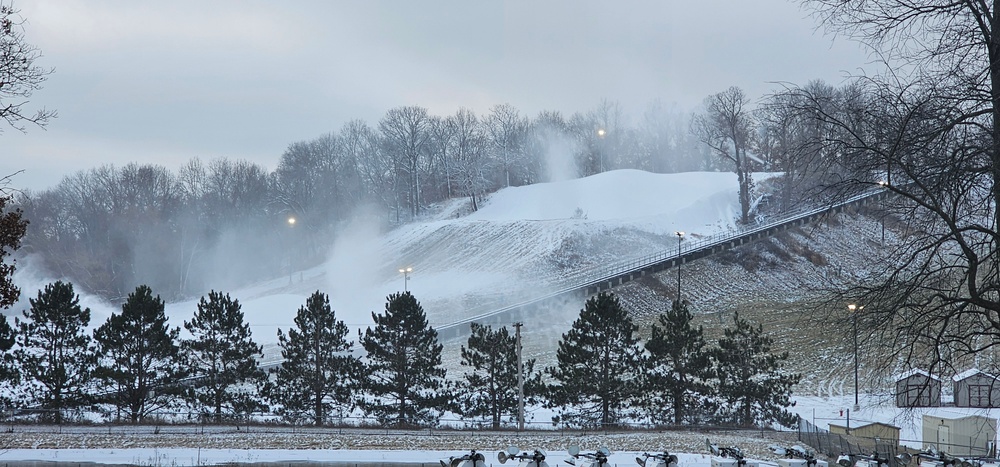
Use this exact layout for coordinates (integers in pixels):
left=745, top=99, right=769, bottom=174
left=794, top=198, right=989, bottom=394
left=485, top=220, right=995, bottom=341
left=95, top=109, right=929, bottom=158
left=0, top=448, right=752, bottom=466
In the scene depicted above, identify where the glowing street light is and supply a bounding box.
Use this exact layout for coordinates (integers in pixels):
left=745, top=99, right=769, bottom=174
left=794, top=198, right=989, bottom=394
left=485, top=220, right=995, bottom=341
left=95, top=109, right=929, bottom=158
left=597, top=128, right=607, bottom=172
left=286, top=216, right=298, bottom=284
left=675, top=231, right=684, bottom=302
left=399, top=266, right=413, bottom=292
left=848, top=303, right=864, bottom=410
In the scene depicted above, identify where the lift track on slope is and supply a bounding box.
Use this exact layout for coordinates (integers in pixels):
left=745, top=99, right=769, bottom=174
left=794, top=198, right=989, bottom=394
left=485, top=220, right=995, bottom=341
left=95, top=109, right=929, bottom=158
left=434, top=187, right=890, bottom=340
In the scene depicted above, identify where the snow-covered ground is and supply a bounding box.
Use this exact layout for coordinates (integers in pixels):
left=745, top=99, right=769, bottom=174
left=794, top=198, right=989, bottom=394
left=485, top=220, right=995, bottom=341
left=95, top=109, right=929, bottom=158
left=3, top=391, right=997, bottom=466
left=0, top=448, right=743, bottom=466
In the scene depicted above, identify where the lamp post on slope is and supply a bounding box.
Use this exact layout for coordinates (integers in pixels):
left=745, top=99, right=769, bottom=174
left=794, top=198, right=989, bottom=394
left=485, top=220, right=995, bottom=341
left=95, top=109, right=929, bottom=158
left=287, top=216, right=297, bottom=284
left=597, top=128, right=607, bottom=173
left=848, top=303, right=864, bottom=410
left=398, top=267, right=413, bottom=292
left=878, top=180, right=888, bottom=244
left=675, top=231, right=684, bottom=302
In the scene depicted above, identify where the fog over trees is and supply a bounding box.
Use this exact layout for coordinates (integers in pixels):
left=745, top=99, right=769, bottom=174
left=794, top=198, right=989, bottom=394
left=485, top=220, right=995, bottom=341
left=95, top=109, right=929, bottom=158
left=12, top=85, right=878, bottom=302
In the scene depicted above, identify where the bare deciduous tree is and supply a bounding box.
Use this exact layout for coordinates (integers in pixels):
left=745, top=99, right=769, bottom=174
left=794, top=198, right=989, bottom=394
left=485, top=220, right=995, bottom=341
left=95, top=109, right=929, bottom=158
left=380, top=106, right=431, bottom=219
left=800, top=0, right=1000, bottom=379
left=485, top=103, right=527, bottom=188
left=693, top=87, right=756, bottom=224
left=0, top=1, right=55, bottom=134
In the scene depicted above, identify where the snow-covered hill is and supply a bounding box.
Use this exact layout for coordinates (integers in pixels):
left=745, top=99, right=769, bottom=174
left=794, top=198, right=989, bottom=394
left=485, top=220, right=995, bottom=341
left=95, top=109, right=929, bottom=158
left=105, top=170, right=757, bottom=345
left=11, top=169, right=772, bottom=364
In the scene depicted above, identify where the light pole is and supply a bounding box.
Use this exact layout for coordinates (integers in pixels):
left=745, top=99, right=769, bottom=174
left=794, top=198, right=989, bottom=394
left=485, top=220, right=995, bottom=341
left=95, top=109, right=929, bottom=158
left=514, top=322, right=524, bottom=431
left=878, top=180, right=888, bottom=244
left=675, top=231, right=684, bottom=302
left=597, top=128, right=606, bottom=173
left=848, top=303, right=864, bottom=410
left=287, top=216, right=297, bottom=284
left=398, top=267, right=413, bottom=292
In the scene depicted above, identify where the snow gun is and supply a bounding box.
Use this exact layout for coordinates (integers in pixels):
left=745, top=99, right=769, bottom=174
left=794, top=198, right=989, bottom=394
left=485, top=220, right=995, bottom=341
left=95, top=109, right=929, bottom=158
left=709, top=440, right=747, bottom=465
left=836, top=450, right=911, bottom=467
left=708, top=440, right=758, bottom=467
left=441, top=450, right=487, bottom=467
left=565, top=445, right=611, bottom=467
left=636, top=451, right=679, bottom=467
left=499, top=447, right=550, bottom=467
left=770, top=445, right=828, bottom=467
left=914, top=446, right=984, bottom=467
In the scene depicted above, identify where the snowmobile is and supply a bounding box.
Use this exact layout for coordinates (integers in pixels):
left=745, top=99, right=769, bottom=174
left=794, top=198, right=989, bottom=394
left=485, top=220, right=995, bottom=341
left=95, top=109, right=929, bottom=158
left=499, top=447, right=550, bottom=467
left=636, top=451, right=679, bottom=467
left=565, top=445, right=611, bottom=467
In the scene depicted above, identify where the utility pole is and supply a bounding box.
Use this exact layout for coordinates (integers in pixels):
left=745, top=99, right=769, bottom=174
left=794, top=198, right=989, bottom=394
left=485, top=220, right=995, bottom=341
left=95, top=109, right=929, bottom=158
left=675, top=231, right=684, bottom=302
left=848, top=304, right=863, bottom=410
left=515, top=322, right=524, bottom=431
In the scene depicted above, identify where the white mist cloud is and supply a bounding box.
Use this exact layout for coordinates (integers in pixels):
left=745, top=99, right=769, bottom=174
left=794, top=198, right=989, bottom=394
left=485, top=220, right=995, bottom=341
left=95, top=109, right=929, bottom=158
left=539, top=129, right=580, bottom=183
left=8, top=254, right=119, bottom=329
left=323, top=209, right=388, bottom=326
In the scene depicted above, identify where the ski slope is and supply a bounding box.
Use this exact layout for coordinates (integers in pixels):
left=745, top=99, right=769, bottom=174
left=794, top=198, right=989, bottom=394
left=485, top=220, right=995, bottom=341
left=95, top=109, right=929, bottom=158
left=12, top=169, right=758, bottom=348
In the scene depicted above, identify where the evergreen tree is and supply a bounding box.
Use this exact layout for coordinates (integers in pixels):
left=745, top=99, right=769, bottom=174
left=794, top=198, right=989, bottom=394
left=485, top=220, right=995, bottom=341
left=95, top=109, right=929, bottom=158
left=0, top=194, right=28, bottom=310
left=0, top=193, right=26, bottom=387
left=546, top=292, right=644, bottom=428
left=270, top=291, right=359, bottom=425
left=643, top=300, right=714, bottom=425
left=0, top=314, right=15, bottom=386
left=713, top=311, right=800, bottom=428
left=93, top=285, right=186, bottom=423
left=14, top=281, right=96, bottom=424
left=454, top=322, right=542, bottom=429
left=359, top=291, right=447, bottom=427
left=182, top=290, right=266, bottom=423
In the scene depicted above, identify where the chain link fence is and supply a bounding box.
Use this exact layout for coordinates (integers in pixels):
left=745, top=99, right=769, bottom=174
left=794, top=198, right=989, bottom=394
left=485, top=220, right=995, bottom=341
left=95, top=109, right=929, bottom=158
left=798, top=418, right=917, bottom=466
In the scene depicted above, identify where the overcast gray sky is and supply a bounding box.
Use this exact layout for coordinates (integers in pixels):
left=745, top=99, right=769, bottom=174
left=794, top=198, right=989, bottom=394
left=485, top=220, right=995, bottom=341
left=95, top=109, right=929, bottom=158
left=3, top=0, right=870, bottom=192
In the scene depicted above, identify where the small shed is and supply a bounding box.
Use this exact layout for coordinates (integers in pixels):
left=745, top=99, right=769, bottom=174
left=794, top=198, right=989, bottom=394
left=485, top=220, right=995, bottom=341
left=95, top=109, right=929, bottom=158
left=829, top=421, right=901, bottom=444
left=953, top=369, right=1000, bottom=408
left=895, top=369, right=942, bottom=407
left=922, top=414, right=998, bottom=457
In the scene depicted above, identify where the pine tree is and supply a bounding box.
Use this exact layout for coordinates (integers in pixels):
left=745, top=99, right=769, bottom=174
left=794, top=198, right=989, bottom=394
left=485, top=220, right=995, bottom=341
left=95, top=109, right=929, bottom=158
left=14, top=281, right=96, bottom=424
left=359, top=291, right=447, bottom=427
left=0, top=194, right=26, bottom=388
left=454, top=322, right=542, bottom=429
left=0, top=194, right=28, bottom=310
left=182, top=290, right=266, bottom=423
left=0, top=314, right=16, bottom=386
left=546, top=292, right=644, bottom=428
left=270, top=291, right=359, bottom=425
left=713, top=311, right=800, bottom=428
left=643, top=300, right=714, bottom=425
left=93, top=285, right=186, bottom=423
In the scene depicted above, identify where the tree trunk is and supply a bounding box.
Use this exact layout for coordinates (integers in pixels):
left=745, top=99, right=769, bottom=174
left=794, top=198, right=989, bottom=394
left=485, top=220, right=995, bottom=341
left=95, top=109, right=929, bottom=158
left=672, top=387, right=683, bottom=425
left=991, top=6, right=1000, bottom=234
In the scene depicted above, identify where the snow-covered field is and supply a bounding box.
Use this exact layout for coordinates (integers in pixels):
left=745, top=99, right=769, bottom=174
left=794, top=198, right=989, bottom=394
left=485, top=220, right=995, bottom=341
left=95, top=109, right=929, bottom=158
left=0, top=393, right=976, bottom=465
